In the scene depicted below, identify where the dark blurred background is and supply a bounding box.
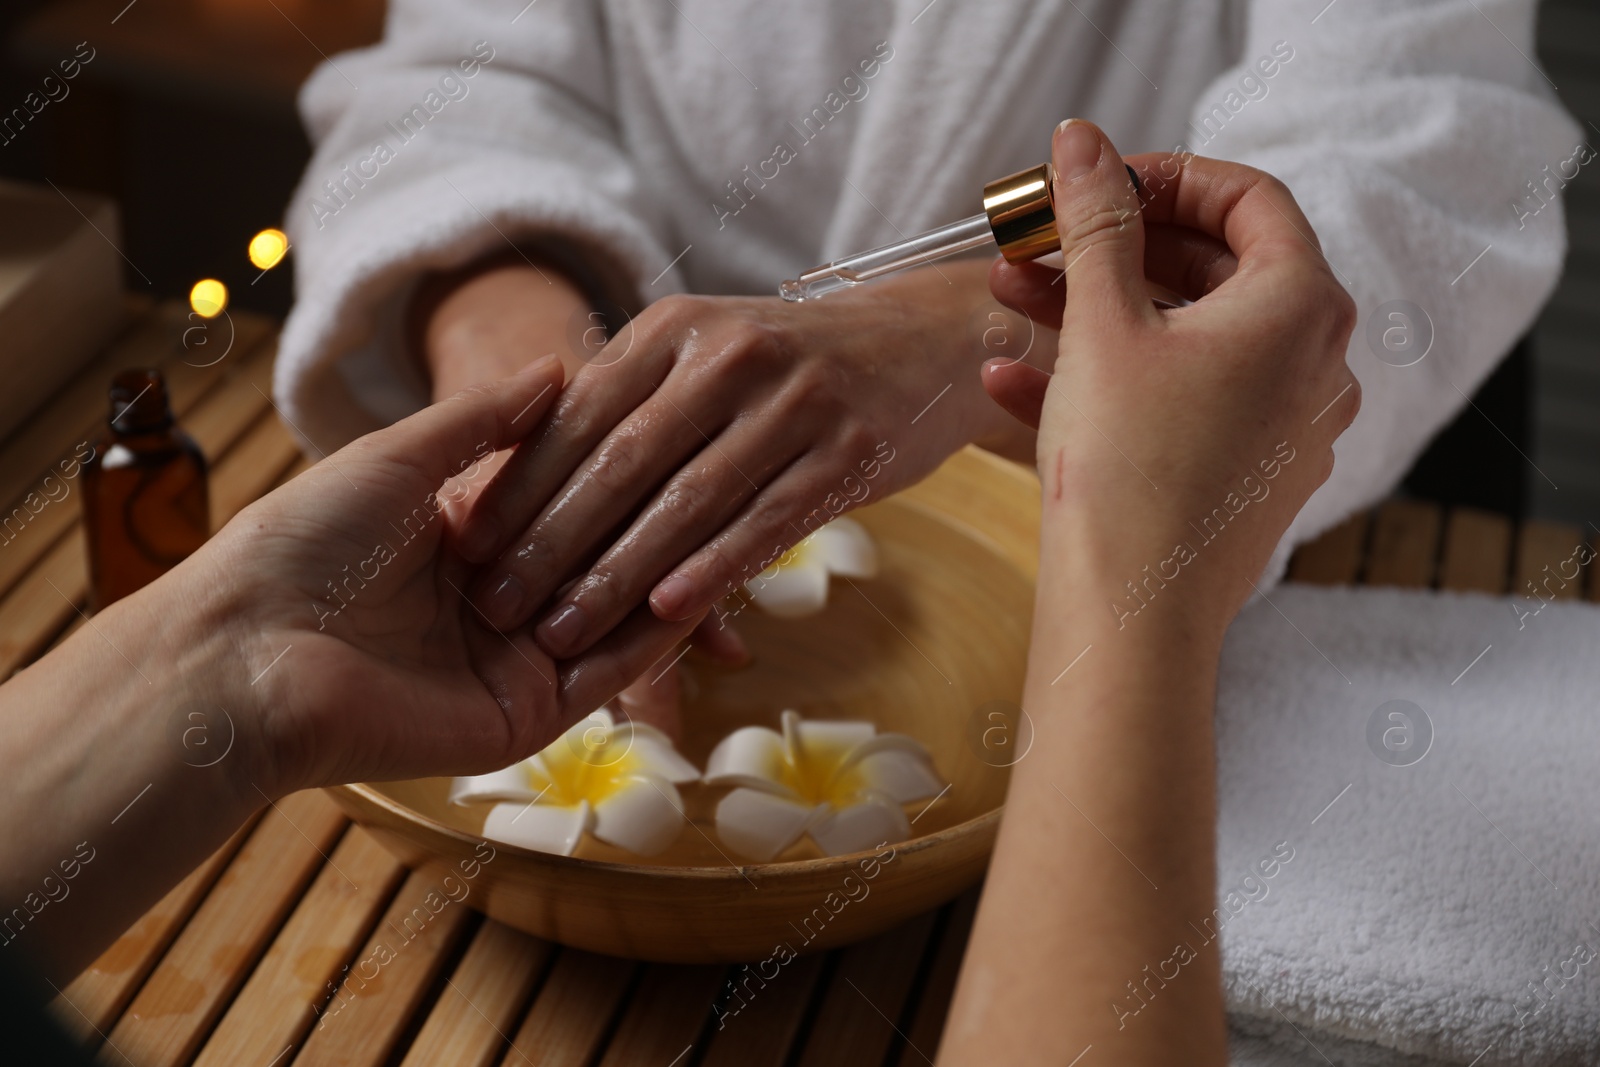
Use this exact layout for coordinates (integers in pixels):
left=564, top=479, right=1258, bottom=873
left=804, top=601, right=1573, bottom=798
left=0, top=0, right=1594, bottom=521
left=0, top=0, right=384, bottom=320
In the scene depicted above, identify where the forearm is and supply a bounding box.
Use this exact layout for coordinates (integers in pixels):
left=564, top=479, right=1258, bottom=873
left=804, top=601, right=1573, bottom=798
left=941, top=529, right=1228, bottom=1064
left=0, top=566, right=260, bottom=985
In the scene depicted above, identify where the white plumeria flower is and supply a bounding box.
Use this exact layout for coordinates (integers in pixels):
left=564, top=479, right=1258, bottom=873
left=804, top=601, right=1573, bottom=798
left=705, top=709, right=944, bottom=862
left=449, top=707, right=700, bottom=857
left=744, top=517, right=877, bottom=618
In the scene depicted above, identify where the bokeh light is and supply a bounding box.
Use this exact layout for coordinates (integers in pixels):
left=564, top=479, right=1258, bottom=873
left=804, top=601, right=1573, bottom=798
left=248, top=228, right=289, bottom=270
left=189, top=278, right=228, bottom=319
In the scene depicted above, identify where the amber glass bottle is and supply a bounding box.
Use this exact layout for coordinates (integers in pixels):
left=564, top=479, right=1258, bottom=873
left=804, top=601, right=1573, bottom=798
left=82, top=369, right=210, bottom=610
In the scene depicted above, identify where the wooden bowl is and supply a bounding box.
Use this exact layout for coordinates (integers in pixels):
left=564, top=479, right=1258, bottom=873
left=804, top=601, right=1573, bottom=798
left=328, top=446, right=1040, bottom=962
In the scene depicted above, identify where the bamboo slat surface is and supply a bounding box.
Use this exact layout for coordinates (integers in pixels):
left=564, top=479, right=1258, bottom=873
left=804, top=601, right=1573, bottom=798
left=16, top=302, right=1594, bottom=1066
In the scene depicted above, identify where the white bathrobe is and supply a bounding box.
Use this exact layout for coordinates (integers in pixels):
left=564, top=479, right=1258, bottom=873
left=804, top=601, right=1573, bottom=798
left=277, top=0, right=1579, bottom=580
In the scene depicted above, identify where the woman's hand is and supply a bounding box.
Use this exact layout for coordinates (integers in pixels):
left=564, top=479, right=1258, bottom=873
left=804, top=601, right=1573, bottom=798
left=0, top=358, right=707, bottom=981
left=416, top=256, right=752, bottom=738
left=986, top=122, right=1359, bottom=631
left=940, top=122, right=1358, bottom=1067
left=202, top=357, right=706, bottom=795
left=451, top=260, right=1043, bottom=659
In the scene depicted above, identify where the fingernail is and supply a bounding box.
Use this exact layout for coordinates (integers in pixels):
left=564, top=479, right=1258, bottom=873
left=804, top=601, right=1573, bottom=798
left=1124, top=164, right=1142, bottom=194
left=651, top=574, right=694, bottom=619
left=526, top=352, right=562, bottom=379
left=1055, top=119, right=1102, bottom=183
left=481, top=574, right=524, bottom=629
left=537, top=602, right=587, bottom=656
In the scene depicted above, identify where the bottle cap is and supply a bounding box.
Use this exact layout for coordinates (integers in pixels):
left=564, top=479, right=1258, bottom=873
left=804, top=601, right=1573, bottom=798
left=983, top=162, right=1146, bottom=264
left=109, top=368, right=174, bottom=434
left=983, top=163, right=1059, bottom=263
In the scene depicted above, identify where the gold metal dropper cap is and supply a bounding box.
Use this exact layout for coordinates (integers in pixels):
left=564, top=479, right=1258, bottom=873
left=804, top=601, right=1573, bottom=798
left=983, top=162, right=1058, bottom=263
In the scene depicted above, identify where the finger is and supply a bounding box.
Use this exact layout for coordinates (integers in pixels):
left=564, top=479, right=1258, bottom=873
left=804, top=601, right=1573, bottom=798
left=530, top=417, right=809, bottom=658
left=1049, top=119, right=1151, bottom=327
left=616, top=661, right=682, bottom=740
left=474, top=375, right=751, bottom=634
left=989, top=258, right=1064, bottom=331
left=691, top=611, right=749, bottom=666
left=558, top=604, right=706, bottom=726
left=1141, top=224, right=1237, bottom=302
left=440, top=446, right=513, bottom=535
left=1123, top=150, right=1323, bottom=270
left=353, top=354, right=564, bottom=492
left=648, top=455, right=840, bottom=622
left=982, top=358, right=1050, bottom=431
left=455, top=325, right=672, bottom=564
left=990, top=225, right=1235, bottom=327
left=462, top=610, right=563, bottom=768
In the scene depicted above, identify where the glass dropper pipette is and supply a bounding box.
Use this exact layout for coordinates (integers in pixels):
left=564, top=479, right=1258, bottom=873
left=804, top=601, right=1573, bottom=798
left=779, top=212, right=999, bottom=302
left=779, top=162, right=1188, bottom=307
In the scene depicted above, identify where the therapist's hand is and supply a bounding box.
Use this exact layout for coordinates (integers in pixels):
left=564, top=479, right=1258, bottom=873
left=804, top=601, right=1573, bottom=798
left=452, top=260, right=1042, bottom=658
left=196, top=356, right=705, bottom=795
left=941, top=121, right=1358, bottom=1067
left=0, top=358, right=711, bottom=982
left=984, top=121, right=1360, bottom=630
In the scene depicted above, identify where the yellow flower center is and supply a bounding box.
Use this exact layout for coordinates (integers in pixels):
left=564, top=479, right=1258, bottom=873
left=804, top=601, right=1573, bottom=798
left=530, top=728, right=645, bottom=806
left=776, top=732, right=862, bottom=806
left=769, top=537, right=816, bottom=573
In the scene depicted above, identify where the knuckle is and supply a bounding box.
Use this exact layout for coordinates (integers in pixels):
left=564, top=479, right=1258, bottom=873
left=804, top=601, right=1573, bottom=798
left=571, top=567, right=620, bottom=611
left=1326, top=285, right=1359, bottom=341
left=723, top=508, right=800, bottom=581
left=712, top=320, right=782, bottom=376
left=1251, top=170, right=1295, bottom=207
left=692, top=541, right=748, bottom=598
left=1341, top=374, right=1363, bottom=426
left=649, top=292, right=711, bottom=329
left=588, top=433, right=644, bottom=494
left=512, top=528, right=558, bottom=572
left=1061, top=202, right=1139, bottom=253
left=498, top=713, right=538, bottom=768
left=452, top=379, right=499, bottom=405
left=782, top=361, right=839, bottom=410
left=836, top=423, right=878, bottom=463
left=1246, top=236, right=1310, bottom=276
left=547, top=393, right=598, bottom=444
left=729, top=316, right=778, bottom=353
left=656, top=470, right=718, bottom=525
left=787, top=495, right=834, bottom=543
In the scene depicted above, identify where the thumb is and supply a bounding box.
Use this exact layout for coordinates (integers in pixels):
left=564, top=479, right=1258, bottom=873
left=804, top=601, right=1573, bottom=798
left=1051, top=119, right=1148, bottom=326
left=354, top=354, right=564, bottom=489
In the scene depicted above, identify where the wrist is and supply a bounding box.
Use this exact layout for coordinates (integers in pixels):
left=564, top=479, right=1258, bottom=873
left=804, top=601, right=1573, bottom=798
left=1036, top=515, right=1235, bottom=661
left=128, top=550, right=286, bottom=803
left=414, top=255, right=589, bottom=400
left=836, top=258, right=1034, bottom=448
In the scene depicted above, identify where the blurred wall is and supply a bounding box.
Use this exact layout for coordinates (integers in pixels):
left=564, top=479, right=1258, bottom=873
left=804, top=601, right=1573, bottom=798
left=0, top=0, right=384, bottom=317
left=1531, top=0, right=1600, bottom=525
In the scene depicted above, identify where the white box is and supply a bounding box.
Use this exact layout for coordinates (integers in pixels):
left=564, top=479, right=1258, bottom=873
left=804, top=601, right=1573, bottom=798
left=0, top=179, right=124, bottom=441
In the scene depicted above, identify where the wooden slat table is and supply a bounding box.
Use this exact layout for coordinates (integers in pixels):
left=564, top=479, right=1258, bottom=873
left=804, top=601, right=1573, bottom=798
left=13, top=302, right=1596, bottom=1066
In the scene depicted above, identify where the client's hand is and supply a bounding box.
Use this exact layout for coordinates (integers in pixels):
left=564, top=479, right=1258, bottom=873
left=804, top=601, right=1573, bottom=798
left=450, top=260, right=1041, bottom=658
left=199, top=357, right=706, bottom=794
